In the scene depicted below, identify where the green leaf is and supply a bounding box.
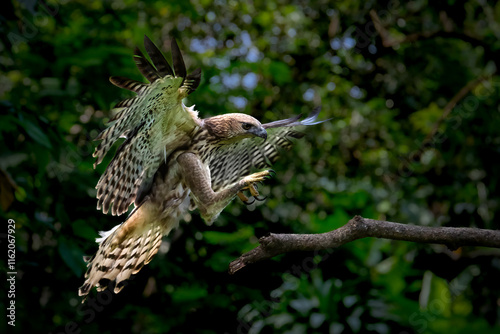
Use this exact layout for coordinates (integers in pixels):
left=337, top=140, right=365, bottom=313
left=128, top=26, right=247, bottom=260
left=204, top=249, right=235, bottom=272
left=72, top=220, right=98, bottom=240
left=203, top=226, right=254, bottom=245
left=409, top=102, right=442, bottom=134
left=58, top=237, right=85, bottom=277
left=16, top=119, right=52, bottom=149
left=268, top=61, right=292, bottom=85
left=311, top=208, right=350, bottom=233
left=171, top=285, right=208, bottom=303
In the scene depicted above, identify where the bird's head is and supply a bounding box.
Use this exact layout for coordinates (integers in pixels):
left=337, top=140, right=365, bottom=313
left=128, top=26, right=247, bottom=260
left=203, top=113, right=267, bottom=142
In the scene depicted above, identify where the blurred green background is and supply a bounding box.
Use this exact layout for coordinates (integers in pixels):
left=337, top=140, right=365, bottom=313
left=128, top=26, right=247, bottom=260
left=2, top=0, right=500, bottom=333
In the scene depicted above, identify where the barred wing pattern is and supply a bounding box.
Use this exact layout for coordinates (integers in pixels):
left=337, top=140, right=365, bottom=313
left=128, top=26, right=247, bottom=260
left=93, top=36, right=202, bottom=216
left=209, top=107, right=325, bottom=192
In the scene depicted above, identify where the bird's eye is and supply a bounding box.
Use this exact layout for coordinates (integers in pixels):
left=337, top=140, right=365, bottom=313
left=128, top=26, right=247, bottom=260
left=242, top=123, right=252, bottom=130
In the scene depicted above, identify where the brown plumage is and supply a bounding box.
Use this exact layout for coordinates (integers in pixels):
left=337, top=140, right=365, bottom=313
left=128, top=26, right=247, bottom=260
left=79, top=35, right=327, bottom=300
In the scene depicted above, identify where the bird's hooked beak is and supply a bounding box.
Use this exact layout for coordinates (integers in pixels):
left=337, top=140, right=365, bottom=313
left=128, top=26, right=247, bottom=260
left=252, top=127, right=267, bottom=141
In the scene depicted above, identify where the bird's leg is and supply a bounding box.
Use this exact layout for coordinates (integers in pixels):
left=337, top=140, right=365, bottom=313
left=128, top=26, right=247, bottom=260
left=237, top=192, right=250, bottom=202
left=238, top=182, right=261, bottom=205
left=178, top=153, right=273, bottom=224
left=237, top=191, right=255, bottom=205
left=240, top=183, right=260, bottom=197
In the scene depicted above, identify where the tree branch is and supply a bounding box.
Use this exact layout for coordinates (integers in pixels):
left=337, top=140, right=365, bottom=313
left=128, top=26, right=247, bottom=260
left=369, top=9, right=484, bottom=49
left=421, top=75, right=488, bottom=147
left=228, top=215, right=500, bottom=274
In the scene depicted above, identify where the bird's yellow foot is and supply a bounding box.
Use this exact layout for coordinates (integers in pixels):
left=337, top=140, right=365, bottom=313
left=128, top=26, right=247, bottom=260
left=239, top=170, right=275, bottom=204
left=237, top=191, right=253, bottom=204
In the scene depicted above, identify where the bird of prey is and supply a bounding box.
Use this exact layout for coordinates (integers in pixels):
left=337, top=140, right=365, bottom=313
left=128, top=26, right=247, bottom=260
left=79, top=35, right=326, bottom=299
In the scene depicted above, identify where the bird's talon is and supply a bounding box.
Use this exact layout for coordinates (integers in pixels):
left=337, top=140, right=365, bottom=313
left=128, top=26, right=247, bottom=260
left=243, top=198, right=255, bottom=205
left=249, top=184, right=260, bottom=197
left=255, top=195, right=267, bottom=202
left=237, top=191, right=249, bottom=203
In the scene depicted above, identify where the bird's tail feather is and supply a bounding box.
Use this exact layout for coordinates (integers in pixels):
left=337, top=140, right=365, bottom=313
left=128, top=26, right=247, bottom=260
left=78, top=206, right=166, bottom=300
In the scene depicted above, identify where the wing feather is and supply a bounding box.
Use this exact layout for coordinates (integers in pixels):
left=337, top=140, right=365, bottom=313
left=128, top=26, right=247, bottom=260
left=109, top=76, right=149, bottom=94
left=143, top=35, right=174, bottom=77
left=93, top=36, right=203, bottom=215
left=185, top=68, right=201, bottom=95
left=133, top=48, right=161, bottom=83
left=171, top=38, right=187, bottom=79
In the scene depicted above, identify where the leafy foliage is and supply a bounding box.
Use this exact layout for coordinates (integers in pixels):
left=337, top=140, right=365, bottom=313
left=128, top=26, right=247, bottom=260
left=1, top=0, right=500, bottom=333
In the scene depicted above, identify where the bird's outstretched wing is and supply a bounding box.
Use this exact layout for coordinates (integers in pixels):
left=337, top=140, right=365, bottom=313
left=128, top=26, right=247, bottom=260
left=93, top=36, right=202, bottom=216
left=208, top=107, right=327, bottom=193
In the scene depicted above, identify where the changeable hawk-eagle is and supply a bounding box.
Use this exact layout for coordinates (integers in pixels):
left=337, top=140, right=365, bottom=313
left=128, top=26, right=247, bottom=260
left=79, top=36, right=326, bottom=299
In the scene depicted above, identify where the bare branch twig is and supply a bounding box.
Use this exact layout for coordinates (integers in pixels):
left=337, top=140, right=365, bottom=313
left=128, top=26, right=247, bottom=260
left=369, top=9, right=483, bottom=48
left=228, top=216, right=500, bottom=274
left=422, top=75, right=487, bottom=146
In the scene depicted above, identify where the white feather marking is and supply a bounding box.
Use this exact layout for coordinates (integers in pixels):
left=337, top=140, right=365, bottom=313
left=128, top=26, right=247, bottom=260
left=183, top=103, right=199, bottom=119
left=96, top=224, right=121, bottom=244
